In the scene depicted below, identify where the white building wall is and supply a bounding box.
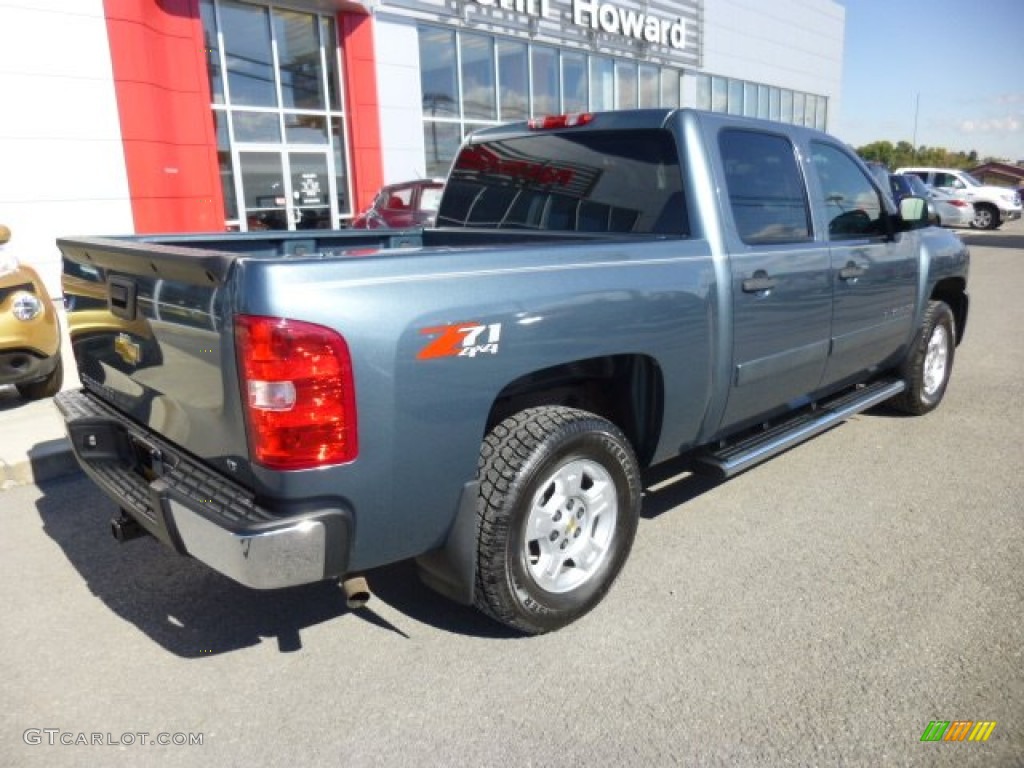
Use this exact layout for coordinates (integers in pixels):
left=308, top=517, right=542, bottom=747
left=0, top=0, right=133, bottom=296
left=701, top=0, right=845, bottom=129
left=374, top=15, right=430, bottom=183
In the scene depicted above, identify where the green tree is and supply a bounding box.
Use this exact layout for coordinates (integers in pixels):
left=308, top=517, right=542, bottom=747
left=855, top=141, right=996, bottom=169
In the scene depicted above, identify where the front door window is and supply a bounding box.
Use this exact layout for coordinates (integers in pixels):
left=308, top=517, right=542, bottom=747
left=201, top=0, right=351, bottom=231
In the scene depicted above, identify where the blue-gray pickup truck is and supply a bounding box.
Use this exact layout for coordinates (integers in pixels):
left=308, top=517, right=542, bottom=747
left=56, top=109, right=969, bottom=634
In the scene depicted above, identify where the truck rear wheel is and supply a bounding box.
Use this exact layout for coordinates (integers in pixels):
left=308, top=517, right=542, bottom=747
left=891, top=300, right=955, bottom=415
left=474, top=407, right=641, bottom=634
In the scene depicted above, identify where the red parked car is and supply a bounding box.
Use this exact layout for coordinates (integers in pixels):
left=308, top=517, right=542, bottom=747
left=350, top=179, right=445, bottom=229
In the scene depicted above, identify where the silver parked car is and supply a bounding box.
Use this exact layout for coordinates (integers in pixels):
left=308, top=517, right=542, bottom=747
left=927, top=186, right=975, bottom=229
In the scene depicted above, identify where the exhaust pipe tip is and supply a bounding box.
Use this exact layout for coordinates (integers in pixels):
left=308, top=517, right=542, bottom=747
left=341, top=575, right=370, bottom=610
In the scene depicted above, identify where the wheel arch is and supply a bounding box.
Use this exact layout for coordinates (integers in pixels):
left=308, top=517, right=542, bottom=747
left=484, top=354, right=665, bottom=468
left=415, top=354, right=664, bottom=607
left=931, top=277, right=968, bottom=345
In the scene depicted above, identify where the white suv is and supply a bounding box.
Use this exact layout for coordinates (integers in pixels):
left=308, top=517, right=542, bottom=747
left=895, top=167, right=1022, bottom=230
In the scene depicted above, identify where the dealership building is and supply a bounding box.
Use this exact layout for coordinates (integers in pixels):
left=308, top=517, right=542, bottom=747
left=0, top=0, right=845, bottom=293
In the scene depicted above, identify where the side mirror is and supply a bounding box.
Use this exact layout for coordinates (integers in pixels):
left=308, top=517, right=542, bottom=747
left=898, top=196, right=930, bottom=229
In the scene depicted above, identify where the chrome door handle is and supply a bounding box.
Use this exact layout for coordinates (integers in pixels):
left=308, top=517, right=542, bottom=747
left=839, top=263, right=866, bottom=281
left=742, top=274, right=778, bottom=293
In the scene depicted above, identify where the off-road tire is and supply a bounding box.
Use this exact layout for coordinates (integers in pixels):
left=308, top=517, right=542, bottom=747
left=474, top=407, right=641, bottom=635
left=891, top=301, right=955, bottom=415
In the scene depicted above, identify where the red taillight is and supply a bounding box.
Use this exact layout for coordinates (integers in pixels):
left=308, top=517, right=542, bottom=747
left=235, top=315, right=358, bottom=470
left=527, top=113, right=594, bottom=130
left=949, top=199, right=969, bottom=208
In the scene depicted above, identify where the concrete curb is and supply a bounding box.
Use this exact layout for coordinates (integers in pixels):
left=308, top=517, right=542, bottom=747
left=0, top=437, right=79, bottom=489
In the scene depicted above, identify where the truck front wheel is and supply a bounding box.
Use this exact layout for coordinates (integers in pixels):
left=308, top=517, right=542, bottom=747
left=891, top=300, right=955, bottom=415
left=474, top=407, right=641, bottom=634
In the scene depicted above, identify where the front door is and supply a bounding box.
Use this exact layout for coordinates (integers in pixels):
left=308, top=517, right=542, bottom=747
left=807, top=141, right=918, bottom=387
left=238, top=149, right=334, bottom=231
left=716, top=127, right=832, bottom=434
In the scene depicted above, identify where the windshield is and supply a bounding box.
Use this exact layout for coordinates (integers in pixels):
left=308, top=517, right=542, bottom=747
left=961, top=173, right=983, bottom=187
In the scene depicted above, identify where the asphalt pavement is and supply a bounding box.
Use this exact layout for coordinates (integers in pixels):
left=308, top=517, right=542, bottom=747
left=1, top=221, right=1022, bottom=767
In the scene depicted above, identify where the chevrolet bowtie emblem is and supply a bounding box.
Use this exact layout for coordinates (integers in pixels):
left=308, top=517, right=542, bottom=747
left=114, top=333, right=142, bottom=366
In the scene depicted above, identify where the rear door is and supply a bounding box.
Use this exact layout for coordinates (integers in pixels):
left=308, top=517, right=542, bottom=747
left=807, top=141, right=918, bottom=387
left=716, top=127, right=832, bottom=433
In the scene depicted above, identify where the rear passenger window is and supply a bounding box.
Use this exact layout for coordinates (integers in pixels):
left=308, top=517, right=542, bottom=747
left=810, top=142, right=887, bottom=239
left=719, top=130, right=811, bottom=244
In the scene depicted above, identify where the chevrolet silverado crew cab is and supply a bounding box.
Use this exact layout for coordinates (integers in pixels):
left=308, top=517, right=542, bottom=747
left=895, top=166, right=1022, bottom=230
left=56, top=109, right=969, bottom=634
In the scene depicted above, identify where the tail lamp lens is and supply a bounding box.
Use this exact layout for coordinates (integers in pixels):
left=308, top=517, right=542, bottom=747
left=235, top=315, right=358, bottom=469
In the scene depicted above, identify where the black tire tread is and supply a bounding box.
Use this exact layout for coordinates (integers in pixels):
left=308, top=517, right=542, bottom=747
left=474, top=406, right=638, bottom=634
left=890, top=300, right=954, bottom=415
left=16, top=356, right=63, bottom=401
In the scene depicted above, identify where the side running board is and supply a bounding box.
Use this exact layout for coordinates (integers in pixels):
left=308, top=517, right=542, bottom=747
left=693, top=379, right=906, bottom=479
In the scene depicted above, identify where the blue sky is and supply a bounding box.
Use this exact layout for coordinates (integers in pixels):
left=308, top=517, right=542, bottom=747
left=834, top=0, right=1024, bottom=161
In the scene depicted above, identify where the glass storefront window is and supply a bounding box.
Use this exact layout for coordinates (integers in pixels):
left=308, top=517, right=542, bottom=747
left=461, top=33, right=497, bottom=121
left=274, top=9, right=325, bottom=110
left=781, top=89, right=793, bottom=123
left=711, top=76, right=727, bottom=112
left=423, top=121, right=461, bottom=177
left=232, top=111, right=281, bottom=142
left=214, top=111, right=237, bottom=220
left=202, top=1, right=350, bottom=230
left=289, top=152, right=332, bottom=229
left=200, top=0, right=224, bottom=104
left=531, top=46, right=559, bottom=117
left=321, top=17, right=341, bottom=111
left=220, top=1, right=276, bottom=108
left=638, top=64, right=658, bottom=108
left=498, top=41, right=528, bottom=120
left=562, top=52, right=587, bottom=113
left=331, top=117, right=349, bottom=213
left=417, top=26, right=831, bottom=183
left=793, top=92, right=806, bottom=125
left=727, top=80, right=742, bottom=115
left=420, top=27, right=458, bottom=118
left=743, top=82, right=757, bottom=117
left=615, top=60, right=636, bottom=109
left=661, top=69, right=680, bottom=109
left=285, top=114, right=329, bottom=144
left=696, top=74, right=710, bottom=110
left=239, top=151, right=286, bottom=230
left=590, top=57, right=613, bottom=111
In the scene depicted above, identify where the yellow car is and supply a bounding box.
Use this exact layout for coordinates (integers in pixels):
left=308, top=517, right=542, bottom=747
left=0, top=225, right=63, bottom=400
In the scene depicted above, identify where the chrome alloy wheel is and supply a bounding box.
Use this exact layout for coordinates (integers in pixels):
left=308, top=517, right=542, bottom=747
left=923, top=324, right=950, bottom=397
left=523, top=458, right=617, bottom=594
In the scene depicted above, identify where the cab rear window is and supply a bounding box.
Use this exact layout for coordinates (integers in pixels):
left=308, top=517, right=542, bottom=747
left=436, top=130, right=688, bottom=236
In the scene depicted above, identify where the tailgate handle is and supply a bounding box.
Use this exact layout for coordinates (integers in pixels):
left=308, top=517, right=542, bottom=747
left=108, top=276, right=138, bottom=321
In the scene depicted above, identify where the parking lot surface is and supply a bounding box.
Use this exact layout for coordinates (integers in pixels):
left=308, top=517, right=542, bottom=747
left=1, top=222, right=1022, bottom=767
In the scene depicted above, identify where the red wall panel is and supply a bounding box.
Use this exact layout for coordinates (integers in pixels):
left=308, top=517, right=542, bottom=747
left=339, top=12, right=384, bottom=215
left=103, top=0, right=224, bottom=233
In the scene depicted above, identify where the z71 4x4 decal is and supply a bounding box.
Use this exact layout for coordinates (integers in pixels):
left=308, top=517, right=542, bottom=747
left=417, top=322, right=502, bottom=359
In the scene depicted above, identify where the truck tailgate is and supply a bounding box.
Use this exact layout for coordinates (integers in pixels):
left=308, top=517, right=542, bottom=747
left=59, top=236, right=248, bottom=473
